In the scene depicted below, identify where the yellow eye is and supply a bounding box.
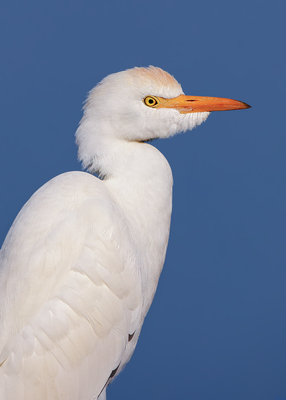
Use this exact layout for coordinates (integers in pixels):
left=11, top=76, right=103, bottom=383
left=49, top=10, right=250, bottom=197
left=143, top=96, right=160, bottom=107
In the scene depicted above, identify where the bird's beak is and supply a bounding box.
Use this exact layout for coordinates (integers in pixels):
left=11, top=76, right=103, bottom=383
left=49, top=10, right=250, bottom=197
left=157, top=94, right=251, bottom=113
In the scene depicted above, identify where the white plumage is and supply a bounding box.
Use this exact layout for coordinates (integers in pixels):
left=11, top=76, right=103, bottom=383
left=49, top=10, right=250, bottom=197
left=0, top=67, right=250, bottom=400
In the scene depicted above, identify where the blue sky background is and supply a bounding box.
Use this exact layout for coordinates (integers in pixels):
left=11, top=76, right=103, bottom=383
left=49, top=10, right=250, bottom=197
left=1, top=1, right=286, bottom=399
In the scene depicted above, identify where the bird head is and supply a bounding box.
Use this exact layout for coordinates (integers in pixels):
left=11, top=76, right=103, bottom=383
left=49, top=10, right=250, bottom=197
left=76, top=66, right=250, bottom=172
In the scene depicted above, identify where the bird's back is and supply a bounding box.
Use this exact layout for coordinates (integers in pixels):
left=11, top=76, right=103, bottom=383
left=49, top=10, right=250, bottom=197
left=0, top=171, right=142, bottom=400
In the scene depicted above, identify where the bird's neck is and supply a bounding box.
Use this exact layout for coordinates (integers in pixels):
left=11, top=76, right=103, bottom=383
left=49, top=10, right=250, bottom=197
left=103, top=141, right=173, bottom=314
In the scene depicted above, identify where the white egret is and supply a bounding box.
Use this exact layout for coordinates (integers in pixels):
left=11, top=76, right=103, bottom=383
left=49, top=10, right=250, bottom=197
left=0, top=67, right=250, bottom=400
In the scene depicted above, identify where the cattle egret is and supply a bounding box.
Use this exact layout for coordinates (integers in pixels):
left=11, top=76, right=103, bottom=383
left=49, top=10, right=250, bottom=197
left=0, top=67, right=250, bottom=400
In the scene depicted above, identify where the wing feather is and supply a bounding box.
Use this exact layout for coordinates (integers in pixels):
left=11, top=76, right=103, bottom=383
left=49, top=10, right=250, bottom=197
left=0, top=172, right=142, bottom=400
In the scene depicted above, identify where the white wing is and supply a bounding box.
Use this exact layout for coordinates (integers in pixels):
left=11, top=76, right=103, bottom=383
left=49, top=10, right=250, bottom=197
left=0, top=171, right=142, bottom=400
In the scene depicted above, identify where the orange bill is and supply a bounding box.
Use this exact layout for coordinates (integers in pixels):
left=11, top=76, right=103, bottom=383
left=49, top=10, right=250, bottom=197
left=157, top=94, right=251, bottom=113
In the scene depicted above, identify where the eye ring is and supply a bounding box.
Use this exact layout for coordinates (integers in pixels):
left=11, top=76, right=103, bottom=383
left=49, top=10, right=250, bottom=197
left=143, top=96, right=160, bottom=108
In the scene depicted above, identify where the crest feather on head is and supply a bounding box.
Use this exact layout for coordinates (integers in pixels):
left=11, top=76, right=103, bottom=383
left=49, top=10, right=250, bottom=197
left=129, top=66, right=182, bottom=92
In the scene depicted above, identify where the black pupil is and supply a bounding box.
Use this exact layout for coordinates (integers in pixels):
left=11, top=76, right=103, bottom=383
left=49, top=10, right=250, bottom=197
left=149, top=99, right=154, bottom=104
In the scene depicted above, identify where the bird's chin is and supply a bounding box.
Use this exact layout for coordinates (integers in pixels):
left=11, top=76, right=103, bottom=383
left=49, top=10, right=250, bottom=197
left=162, top=111, right=210, bottom=138
left=182, top=111, right=210, bottom=132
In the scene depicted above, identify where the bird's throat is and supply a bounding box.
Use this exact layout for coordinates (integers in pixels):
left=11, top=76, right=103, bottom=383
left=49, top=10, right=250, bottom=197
left=104, top=141, right=173, bottom=313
